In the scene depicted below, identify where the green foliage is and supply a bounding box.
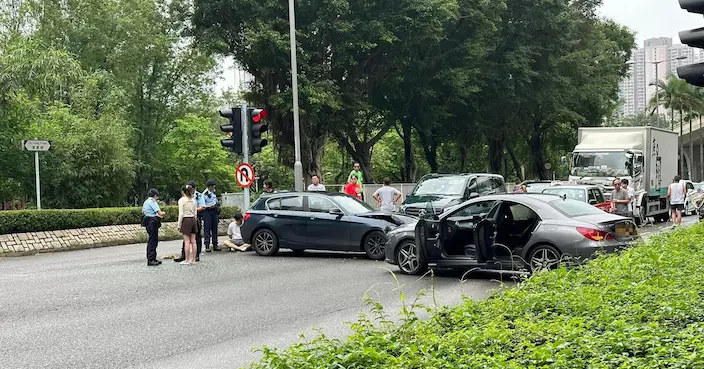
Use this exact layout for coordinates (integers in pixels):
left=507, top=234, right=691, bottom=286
left=251, top=145, right=295, bottom=191
left=0, top=205, right=240, bottom=234
left=246, top=225, right=704, bottom=368
left=154, top=114, right=238, bottom=201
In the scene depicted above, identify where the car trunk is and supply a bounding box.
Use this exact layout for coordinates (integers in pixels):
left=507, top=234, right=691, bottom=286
left=574, top=214, right=638, bottom=240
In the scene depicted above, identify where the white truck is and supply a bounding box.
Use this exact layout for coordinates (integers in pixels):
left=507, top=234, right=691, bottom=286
left=567, top=127, right=678, bottom=225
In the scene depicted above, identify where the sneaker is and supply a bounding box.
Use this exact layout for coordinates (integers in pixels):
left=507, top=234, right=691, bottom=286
left=173, top=257, right=185, bottom=263
left=147, top=260, right=160, bottom=266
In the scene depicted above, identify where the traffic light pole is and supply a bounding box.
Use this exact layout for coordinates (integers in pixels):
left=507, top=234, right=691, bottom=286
left=241, top=102, right=250, bottom=210
left=288, top=0, right=303, bottom=191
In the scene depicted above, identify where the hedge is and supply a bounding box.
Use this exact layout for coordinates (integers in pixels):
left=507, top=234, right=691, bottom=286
left=246, top=225, right=704, bottom=369
left=0, top=206, right=240, bottom=234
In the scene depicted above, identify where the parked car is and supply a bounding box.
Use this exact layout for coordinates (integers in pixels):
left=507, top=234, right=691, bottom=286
left=541, top=184, right=611, bottom=212
left=241, top=192, right=415, bottom=260
left=400, top=173, right=506, bottom=217
left=385, top=193, right=638, bottom=275
left=683, top=181, right=701, bottom=215
left=522, top=180, right=553, bottom=193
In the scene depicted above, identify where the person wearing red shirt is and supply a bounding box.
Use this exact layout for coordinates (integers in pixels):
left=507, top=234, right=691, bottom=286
left=344, top=175, right=363, bottom=200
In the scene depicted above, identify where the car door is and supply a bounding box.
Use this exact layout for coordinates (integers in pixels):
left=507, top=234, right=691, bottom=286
left=265, top=195, right=307, bottom=247
left=305, top=195, right=350, bottom=250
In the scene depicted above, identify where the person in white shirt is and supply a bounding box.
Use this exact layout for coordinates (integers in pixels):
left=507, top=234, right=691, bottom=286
left=668, top=175, right=686, bottom=225
left=373, top=177, right=402, bottom=213
left=307, top=175, right=326, bottom=191
left=621, top=179, right=635, bottom=213
left=223, top=214, right=251, bottom=251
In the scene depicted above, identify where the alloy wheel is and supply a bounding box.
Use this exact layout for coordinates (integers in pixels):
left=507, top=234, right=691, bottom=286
left=398, top=242, right=419, bottom=273
left=366, top=233, right=386, bottom=258
left=530, top=248, right=560, bottom=272
left=255, top=231, right=275, bottom=254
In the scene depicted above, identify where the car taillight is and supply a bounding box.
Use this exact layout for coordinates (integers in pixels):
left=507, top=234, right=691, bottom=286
left=244, top=212, right=251, bottom=222
left=577, top=227, right=614, bottom=241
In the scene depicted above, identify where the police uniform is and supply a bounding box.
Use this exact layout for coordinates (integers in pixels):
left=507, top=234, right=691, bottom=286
left=202, top=180, right=220, bottom=251
left=176, top=180, right=206, bottom=262
left=142, top=189, right=162, bottom=266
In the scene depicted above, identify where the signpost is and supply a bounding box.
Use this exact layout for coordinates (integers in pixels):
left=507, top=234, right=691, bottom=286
left=236, top=163, right=255, bottom=189
left=22, top=139, right=52, bottom=210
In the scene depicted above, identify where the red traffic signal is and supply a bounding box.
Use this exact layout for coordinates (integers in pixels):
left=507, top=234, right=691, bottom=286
left=250, top=109, right=267, bottom=123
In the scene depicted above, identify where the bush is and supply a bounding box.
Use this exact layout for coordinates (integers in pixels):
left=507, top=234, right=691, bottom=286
left=246, top=225, right=704, bottom=368
left=0, top=206, right=240, bottom=234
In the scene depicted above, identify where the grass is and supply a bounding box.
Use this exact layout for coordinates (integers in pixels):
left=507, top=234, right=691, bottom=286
left=244, top=223, right=704, bottom=369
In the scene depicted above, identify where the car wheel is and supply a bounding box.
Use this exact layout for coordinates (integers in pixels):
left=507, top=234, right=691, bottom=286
left=528, top=244, right=561, bottom=273
left=395, top=240, right=427, bottom=275
left=252, top=229, right=279, bottom=256
left=363, top=231, right=387, bottom=260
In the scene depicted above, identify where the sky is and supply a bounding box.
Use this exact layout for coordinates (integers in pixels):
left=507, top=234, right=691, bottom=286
left=216, top=0, right=704, bottom=92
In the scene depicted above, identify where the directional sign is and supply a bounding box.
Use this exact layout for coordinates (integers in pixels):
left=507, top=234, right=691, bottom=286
left=235, top=163, right=255, bottom=188
left=23, top=140, right=51, bottom=152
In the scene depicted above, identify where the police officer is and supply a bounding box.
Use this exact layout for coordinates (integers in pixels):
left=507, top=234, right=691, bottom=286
left=142, top=188, right=165, bottom=266
left=202, top=180, right=221, bottom=252
left=174, top=180, right=206, bottom=262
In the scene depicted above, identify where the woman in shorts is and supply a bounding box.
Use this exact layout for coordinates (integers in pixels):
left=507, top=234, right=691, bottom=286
left=178, top=184, right=198, bottom=264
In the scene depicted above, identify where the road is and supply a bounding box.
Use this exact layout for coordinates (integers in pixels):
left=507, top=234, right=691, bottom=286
left=0, top=216, right=696, bottom=369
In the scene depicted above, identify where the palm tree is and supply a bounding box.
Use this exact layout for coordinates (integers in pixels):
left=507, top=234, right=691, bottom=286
left=649, top=75, right=698, bottom=177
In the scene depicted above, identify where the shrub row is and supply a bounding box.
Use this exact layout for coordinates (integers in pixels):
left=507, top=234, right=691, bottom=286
left=247, top=225, right=704, bottom=368
left=0, top=206, right=240, bottom=234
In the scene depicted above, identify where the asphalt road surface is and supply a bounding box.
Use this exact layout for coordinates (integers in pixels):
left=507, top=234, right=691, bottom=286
left=0, top=216, right=696, bottom=369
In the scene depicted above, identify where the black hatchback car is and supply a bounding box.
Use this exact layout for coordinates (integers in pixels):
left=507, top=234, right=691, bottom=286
left=241, top=192, right=415, bottom=260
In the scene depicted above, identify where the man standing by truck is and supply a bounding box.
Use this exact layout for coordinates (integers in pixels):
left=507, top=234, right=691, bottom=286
left=668, top=175, right=686, bottom=226
left=610, top=179, right=631, bottom=216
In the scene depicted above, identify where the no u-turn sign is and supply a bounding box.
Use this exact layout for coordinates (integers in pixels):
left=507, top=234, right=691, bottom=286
left=235, top=163, right=255, bottom=188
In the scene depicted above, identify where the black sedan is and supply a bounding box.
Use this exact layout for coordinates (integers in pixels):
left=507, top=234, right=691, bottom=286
left=241, top=192, right=415, bottom=259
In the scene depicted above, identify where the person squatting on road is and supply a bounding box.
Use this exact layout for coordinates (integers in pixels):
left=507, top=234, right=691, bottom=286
left=668, top=175, right=686, bottom=226
left=223, top=213, right=252, bottom=252
left=142, top=188, right=165, bottom=266
left=177, top=184, right=199, bottom=265
left=202, top=180, right=221, bottom=252
left=175, top=180, right=205, bottom=263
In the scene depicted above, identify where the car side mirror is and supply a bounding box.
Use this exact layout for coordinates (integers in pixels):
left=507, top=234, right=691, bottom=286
left=469, top=192, right=480, bottom=199
left=329, top=208, right=344, bottom=216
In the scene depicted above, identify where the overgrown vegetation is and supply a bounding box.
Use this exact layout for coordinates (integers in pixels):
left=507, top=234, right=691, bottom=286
left=245, top=225, right=704, bottom=368
left=0, top=206, right=240, bottom=234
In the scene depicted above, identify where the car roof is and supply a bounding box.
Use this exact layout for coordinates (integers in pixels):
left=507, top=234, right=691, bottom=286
left=543, top=185, right=597, bottom=190
left=420, top=173, right=503, bottom=178
left=439, top=193, right=568, bottom=220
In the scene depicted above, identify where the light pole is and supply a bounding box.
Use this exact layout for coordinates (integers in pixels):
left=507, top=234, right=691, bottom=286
left=288, top=0, right=303, bottom=191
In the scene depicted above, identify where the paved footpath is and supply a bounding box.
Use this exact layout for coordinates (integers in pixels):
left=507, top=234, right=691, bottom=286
left=0, top=216, right=696, bottom=369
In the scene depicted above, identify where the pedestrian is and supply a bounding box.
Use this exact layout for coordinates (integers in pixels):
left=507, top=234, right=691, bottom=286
left=142, top=188, right=165, bottom=266
left=621, top=178, right=635, bottom=214
left=512, top=179, right=526, bottom=193
left=175, top=180, right=205, bottom=263
left=263, top=179, right=275, bottom=193
left=348, top=162, right=364, bottom=200
left=344, top=175, right=363, bottom=200
left=177, top=184, right=198, bottom=265
left=668, top=175, right=686, bottom=226
left=307, top=175, right=326, bottom=191
left=609, top=179, right=631, bottom=216
left=223, top=213, right=252, bottom=252
left=373, top=177, right=402, bottom=213
left=202, top=180, right=221, bottom=252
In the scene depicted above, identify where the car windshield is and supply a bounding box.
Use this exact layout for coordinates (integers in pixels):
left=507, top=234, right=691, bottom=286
left=333, top=195, right=375, bottom=214
left=542, top=188, right=587, bottom=202
left=414, top=177, right=466, bottom=196
left=549, top=198, right=605, bottom=217
left=571, top=151, right=629, bottom=177
left=525, top=182, right=551, bottom=193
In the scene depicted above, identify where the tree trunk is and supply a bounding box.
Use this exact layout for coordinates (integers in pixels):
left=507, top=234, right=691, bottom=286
left=458, top=145, right=467, bottom=172
left=528, top=119, right=547, bottom=179
left=399, top=121, right=416, bottom=182
left=487, top=138, right=503, bottom=174
left=505, top=143, right=523, bottom=180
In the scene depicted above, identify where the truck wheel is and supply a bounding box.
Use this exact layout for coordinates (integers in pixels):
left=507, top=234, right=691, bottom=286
left=636, top=199, right=648, bottom=226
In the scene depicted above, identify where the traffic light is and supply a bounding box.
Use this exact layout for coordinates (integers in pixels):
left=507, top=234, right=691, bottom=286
left=249, top=108, right=268, bottom=154
left=219, top=108, right=243, bottom=154
left=677, top=0, right=704, bottom=86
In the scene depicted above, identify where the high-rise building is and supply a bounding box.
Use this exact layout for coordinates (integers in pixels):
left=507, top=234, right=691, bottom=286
left=618, top=37, right=704, bottom=117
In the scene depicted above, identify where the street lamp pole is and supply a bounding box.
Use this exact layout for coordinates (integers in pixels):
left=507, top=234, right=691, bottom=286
left=288, top=0, right=303, bottom=191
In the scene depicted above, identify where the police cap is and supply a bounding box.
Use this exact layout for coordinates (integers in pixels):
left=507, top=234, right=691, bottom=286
left=148, top=188, right=159, bottom=197
left=206, top=180, right=217, bottom=187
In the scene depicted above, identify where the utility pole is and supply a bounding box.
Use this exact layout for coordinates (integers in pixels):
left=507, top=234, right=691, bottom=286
left=241, top=102, right=250, bottom=210
left=288, top=0, right=303, bottom=191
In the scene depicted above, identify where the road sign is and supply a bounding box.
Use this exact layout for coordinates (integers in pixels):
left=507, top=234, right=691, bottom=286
left=236, top=163, right=255, bottom=188
left=23, top=140, right=51, bottom=152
